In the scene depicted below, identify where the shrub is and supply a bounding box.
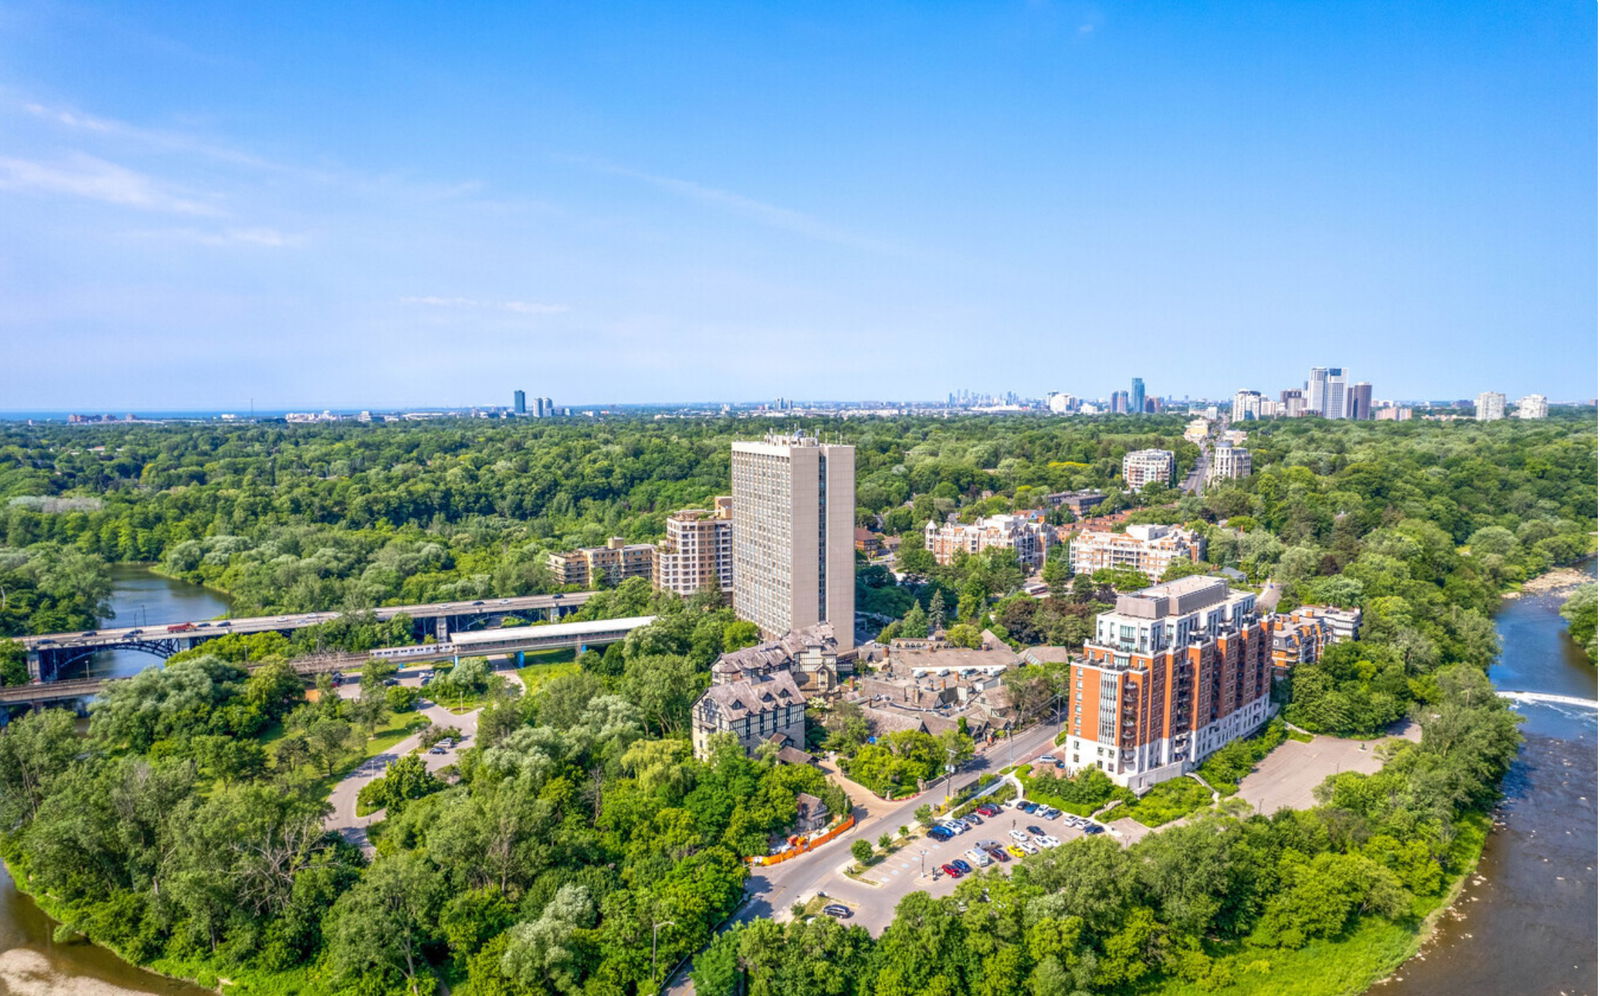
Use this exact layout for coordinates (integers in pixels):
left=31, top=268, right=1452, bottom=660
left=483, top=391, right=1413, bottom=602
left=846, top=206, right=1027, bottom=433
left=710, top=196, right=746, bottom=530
left=1119, top=776, right=1214, bottom=827
left=851, top=839, right=874, bottom=865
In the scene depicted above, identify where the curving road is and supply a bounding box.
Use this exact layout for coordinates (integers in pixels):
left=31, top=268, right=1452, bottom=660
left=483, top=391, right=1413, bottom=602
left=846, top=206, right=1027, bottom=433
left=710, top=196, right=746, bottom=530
left=322, top=663, right=512, bottom=851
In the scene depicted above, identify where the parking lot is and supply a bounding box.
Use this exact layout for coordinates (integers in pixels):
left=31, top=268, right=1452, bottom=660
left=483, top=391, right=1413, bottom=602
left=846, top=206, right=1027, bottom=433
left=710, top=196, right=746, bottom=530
left=807, top=798, right=1118, bottom=933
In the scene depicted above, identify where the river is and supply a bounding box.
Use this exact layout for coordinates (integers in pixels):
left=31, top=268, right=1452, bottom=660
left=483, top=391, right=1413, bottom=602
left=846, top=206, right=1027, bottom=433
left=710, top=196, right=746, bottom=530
left=1377, top=561, right=1598, bottom=996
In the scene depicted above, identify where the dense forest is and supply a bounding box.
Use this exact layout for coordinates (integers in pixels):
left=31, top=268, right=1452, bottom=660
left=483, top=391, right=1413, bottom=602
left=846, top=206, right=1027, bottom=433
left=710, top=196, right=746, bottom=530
left=0, top=586, right=847, bottom=995
left=0, top=411, right=1592, bottom=994
left=0, top=415, right=1191, bottom=627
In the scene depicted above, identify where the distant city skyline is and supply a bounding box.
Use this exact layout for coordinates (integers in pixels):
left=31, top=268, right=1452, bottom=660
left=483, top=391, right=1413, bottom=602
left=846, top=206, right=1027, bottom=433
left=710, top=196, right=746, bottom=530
left=2, top=2, right=1593, bottom=409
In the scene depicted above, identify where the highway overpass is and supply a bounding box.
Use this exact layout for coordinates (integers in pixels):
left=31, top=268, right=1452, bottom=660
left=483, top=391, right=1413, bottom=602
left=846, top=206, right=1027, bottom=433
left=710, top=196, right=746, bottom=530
left=0, top=613, right=655, bottom=712
left=19, top=591, right=598, bottom=681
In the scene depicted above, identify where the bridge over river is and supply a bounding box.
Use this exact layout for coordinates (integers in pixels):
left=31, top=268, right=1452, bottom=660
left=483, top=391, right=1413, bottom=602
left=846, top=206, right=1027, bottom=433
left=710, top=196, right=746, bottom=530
left=18, top=590, right=599, bottom=681
left=0, top=613, right=654, bottom=710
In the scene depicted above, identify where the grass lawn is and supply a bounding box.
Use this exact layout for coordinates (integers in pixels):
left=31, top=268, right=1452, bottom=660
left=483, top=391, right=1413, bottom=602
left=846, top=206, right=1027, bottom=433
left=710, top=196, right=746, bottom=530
left=514, top=649, right=580, bottom=693
left=1154, top=918, right=1420, bottom=996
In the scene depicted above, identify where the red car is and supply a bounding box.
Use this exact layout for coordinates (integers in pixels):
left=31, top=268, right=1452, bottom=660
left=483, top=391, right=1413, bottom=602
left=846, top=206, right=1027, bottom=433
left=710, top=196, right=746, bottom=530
left=940, top=863, right=962, bottom=878
left=977, top=804, right=1002, bottom=817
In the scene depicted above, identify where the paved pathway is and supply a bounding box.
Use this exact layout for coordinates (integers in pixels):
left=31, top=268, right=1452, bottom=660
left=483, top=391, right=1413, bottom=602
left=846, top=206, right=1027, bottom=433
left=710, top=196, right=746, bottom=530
left=321, top=663, right=516, bottom=851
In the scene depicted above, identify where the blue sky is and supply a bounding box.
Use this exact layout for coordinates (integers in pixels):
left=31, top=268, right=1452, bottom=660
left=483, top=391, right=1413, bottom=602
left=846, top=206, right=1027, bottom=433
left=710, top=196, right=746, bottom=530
left=1, top=1, right=1593, bottom=410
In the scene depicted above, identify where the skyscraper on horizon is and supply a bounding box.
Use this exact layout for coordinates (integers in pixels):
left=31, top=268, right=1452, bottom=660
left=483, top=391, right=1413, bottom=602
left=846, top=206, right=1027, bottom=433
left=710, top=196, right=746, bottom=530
left=1131, top=377, right=1145, bottom=416
left=1348, top=382, right=1372, bottom=421
left=513, top=389, right=526, bottom=415
left=731, top=432, right=855, bottom=648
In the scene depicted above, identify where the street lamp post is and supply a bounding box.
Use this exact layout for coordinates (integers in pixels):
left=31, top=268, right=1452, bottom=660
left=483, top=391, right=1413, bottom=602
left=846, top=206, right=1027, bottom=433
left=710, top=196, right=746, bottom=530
left=651, top=917, right=677, bottom=982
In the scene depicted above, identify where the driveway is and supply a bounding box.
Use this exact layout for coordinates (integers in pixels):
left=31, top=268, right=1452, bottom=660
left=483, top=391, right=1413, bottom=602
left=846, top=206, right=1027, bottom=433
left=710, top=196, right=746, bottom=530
left=1235, top=722, right=1418, bottom=815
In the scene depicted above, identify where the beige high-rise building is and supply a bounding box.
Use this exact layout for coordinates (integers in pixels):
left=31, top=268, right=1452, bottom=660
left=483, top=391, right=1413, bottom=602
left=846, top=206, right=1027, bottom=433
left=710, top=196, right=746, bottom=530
left=656, top=496, right=734, bottom=595
left=731, top=433, right=855, bottom=649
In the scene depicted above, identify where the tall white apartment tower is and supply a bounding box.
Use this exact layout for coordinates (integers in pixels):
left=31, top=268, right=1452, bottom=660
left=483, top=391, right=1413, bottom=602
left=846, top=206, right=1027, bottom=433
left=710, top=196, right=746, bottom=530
left=1307, top=367, right=1348, bottom=419
left=731, top=433, right=856, bottom=649
left=1475, top=392, right=1507, bottom=421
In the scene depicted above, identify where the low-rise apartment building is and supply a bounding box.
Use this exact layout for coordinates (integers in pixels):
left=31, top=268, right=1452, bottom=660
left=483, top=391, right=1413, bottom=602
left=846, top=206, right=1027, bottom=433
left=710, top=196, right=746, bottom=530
left=1066, top=576, right=1273, bottom=791
left=655, top=496, right=734, bottom=595
left=690, top=668, right=807, bottom=760
left=1068, top=523, right=1205, bottom=582
left=1268, top=604, right=1363, bottom=672
left=1122, top=449, right=1175, bottom=491
left=925, top=513, right=1055, bottom=570
left=548, top=537, right=657, bottom=587
left=1044, top=490, right=1108, bottom=517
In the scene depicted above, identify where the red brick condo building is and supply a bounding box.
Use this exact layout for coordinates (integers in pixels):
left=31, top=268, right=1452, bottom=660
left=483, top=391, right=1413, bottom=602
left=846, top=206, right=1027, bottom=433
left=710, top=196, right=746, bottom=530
left=1066, top=575, right=1273, bottom=791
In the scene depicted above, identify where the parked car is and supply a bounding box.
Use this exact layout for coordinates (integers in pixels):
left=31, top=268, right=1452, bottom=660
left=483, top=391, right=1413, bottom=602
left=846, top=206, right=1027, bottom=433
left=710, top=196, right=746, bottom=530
left=1018, top=840, right=1039, bottom=854
left=965, top=848, right=992, bottom=867
left=928, top=827, right=953, bottom=841
left=963, top=814, right=983, bottom=826
left=1005, top=845, right=1028, bottom=859
left=1009, top=829, right=1031, bottom=842
left=976, top=803, right=1002, bottom=817
left=950, top=859, right=972, bottom=874
left=822, top=905, right=852, bottom=919
left=1084, top=824, right=1106, bottom=835
left=984, top=845, right=1010, bottom=862
left=1040, top=807, right=1063, bottom=820
left=941, top=863, right=962, bottom=878
left=1035, top=835, right=1061, bottom=848
left=939, top=820, right=967, bottom=834
left=1026, top=825, right=1045, bottom=836
left=428, top=746, right=447, bottom=755
left=1017, top=801, right=1038, bottom=813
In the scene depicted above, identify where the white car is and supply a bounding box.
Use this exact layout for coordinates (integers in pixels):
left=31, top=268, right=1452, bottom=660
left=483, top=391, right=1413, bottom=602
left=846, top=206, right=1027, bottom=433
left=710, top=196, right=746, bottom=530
left=940, top=820, right=968, bottom=834
left=1017, top=840, right=1039, bottom=854
left=1009, top=829, right=1031, bottom=843
left=965, top=848, right=993, bottom=867
left=1035, top=835, right=1061, bottom=848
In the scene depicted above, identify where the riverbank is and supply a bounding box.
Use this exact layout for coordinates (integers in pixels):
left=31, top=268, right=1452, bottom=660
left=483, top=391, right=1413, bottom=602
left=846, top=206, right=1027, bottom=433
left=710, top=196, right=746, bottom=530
left=1155, top=812, right=1491, bottom=996
left=1507, top=564, right=1592, bottom=597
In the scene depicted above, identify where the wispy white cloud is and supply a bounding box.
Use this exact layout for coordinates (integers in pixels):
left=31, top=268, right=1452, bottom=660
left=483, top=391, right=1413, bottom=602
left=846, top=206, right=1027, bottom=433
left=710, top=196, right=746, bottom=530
left=17, top=98, right=316, bottom=177
left=401, top=296, right=568, bottom=315
left=0, top=153, right=222, bottom=215
left=128, top=226, right=304, bottom=247
left=561, top=155, right=903, bottom=255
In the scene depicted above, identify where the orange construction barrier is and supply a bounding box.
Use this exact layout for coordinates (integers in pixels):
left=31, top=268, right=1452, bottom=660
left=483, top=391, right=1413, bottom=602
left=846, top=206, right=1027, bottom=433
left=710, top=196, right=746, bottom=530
left=750, top=814, right=857, bottom=866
